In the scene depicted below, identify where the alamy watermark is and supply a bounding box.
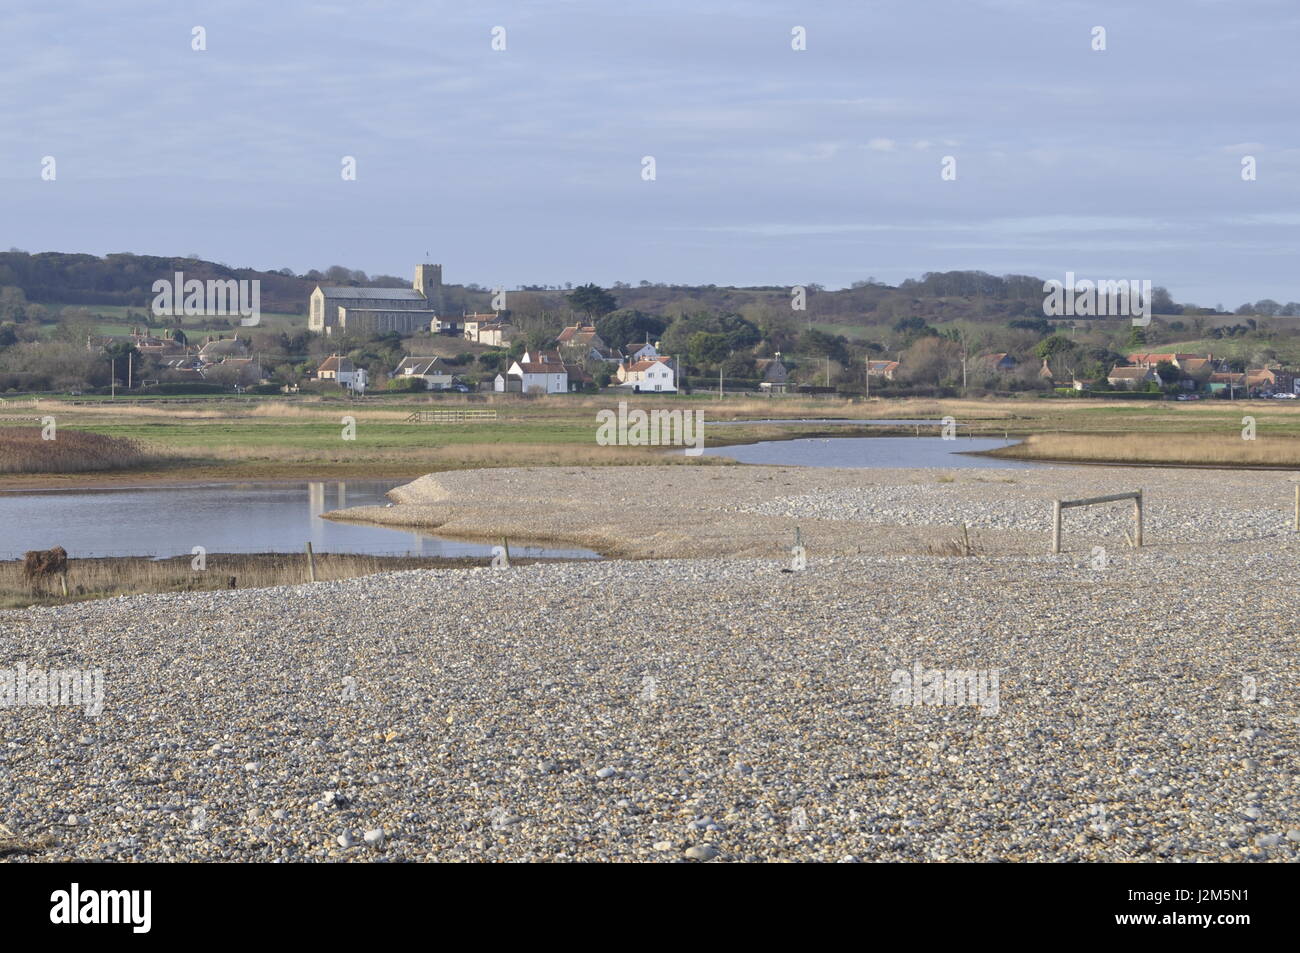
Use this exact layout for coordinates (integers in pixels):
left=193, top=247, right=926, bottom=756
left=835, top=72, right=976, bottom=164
left=596, top=402, right=704, bottom=455
left=151, top=271, right=261, bottom=326
left=890, top=661, right=1000, bottom=716
left=1, top=662, right=104, bottom=716
left=1043, top=272, right=1151, bottom=326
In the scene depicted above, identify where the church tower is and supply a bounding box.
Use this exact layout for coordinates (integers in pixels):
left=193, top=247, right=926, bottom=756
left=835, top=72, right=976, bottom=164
left=414, top=264, right=443, bottom=313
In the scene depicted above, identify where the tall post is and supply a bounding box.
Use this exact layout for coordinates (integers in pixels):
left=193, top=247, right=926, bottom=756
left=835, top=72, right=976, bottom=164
left=111, top=358, right=116, bottom=398
left=305, top=542, right=316, bottom=582
left=1293, top=484, right=1298, bottom=533
left=1134, top=490, right=1143, bottom=548
left=1051, top=500, right=1062, bottom=554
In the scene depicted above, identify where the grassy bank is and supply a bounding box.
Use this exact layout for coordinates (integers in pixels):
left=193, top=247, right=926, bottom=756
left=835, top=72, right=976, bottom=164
left=3, top=393, right=1300, bottom=487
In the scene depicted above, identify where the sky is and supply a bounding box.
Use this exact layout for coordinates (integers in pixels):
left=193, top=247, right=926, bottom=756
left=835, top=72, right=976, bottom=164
left=2, top=0, right=1299, bottom=307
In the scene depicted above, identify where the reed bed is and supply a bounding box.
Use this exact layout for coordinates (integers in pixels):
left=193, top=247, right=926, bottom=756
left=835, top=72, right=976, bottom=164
left=0, top=552, right=519, bottom=607
left=0, top=427, right=172, bottom=474
left=993, top=432, right=1300, bottom=466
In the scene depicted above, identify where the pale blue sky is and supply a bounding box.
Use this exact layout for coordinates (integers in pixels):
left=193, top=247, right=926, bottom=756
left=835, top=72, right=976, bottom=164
left=2, top=0, right=1298, bottom=306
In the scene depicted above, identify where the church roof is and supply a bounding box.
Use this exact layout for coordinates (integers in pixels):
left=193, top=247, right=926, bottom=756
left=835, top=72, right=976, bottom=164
left=318, top=286, right=426, bottom=301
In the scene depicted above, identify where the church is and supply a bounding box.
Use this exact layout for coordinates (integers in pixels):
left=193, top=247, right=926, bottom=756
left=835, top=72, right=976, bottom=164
left=308, top=264, right=443, bottom=335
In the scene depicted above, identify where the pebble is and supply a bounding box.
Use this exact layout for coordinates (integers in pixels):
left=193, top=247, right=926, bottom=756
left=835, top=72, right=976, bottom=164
left=685, top=845, right=719, bottom=862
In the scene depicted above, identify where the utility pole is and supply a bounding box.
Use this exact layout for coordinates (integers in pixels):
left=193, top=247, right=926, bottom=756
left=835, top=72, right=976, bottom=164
left=718, top=365, right=723, bottom=400
left=864, top=356, right=870, bottom=399
left=128, top=352, right=133, bottom=391
left=111, top=358, right=116, bottom=398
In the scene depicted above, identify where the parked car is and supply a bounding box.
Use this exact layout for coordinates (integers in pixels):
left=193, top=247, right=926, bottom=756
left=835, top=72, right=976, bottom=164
left=1273, top=392, right=1298, bottom=399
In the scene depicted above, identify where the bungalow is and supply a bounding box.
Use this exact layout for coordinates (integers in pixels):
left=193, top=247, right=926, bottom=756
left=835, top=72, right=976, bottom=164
left=866, top=360, right=900, bottom=380
left=1107, top=365, right=1161, bottom=389
left=393, top=356, right=456, bottom=391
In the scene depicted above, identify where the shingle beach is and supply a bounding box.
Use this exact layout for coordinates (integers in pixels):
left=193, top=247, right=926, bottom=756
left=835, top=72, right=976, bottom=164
left=2, top=464, right=1297, bottom=861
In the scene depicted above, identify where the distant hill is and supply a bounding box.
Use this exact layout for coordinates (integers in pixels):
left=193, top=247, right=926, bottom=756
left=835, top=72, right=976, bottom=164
left=0, top=251, right=1257, bottom=330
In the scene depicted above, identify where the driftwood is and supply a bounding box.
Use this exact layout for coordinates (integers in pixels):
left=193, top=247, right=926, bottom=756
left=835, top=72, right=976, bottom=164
left=23, top=546, right=69, bottom=584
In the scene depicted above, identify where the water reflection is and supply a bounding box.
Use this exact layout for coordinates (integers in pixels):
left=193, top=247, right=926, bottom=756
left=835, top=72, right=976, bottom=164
left=1, top=480, right=599, bottom=560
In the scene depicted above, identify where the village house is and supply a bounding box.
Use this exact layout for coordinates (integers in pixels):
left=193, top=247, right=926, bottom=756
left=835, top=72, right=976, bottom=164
left=474, top=320, right=515, bottom=347
left=758, top=355, right=791, bottom=393
left=866, top=360, right=900, bottom=380
left=625, top=340, right=660, bottom=363
left=616, top=355, right=677, bottom=393
left=556, top=325, right=607, bottom=351
left=309, top=265, right=443, bottom=336
left=1107, top=365, right=1161, bottom=389
left=499, top=349, right=569, bottom=394
left=431, top=315, right=463, bottom=336
left=210, top=357, right=264, bottom=389
left=461, top=314, right=503, bottom=342
left=197, top=334, right=250, bottom=362
left=564, top=362, right=594, bottom=392
left=128, top=328, right=188, bottom=357
left=978, top=352, right=1017, bottom=372
left=1208, top=371, right=1247, bottom=395
left=1242, top=368, right=1299, bottom=396
left=316, top=354, right=368, bottom=393
left=1126, top=352, right=1207, bottom=370
left=392, top=356, right=456, bottom=391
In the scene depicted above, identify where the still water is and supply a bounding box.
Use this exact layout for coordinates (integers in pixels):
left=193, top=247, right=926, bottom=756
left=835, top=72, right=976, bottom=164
left=700, top=436, right=1045, bottom=469
left=0, top=480, right=599, bottom=560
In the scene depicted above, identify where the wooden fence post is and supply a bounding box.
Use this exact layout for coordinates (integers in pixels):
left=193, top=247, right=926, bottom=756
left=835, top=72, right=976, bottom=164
left=1294, top=484, right=1299, bottom=533
left=1052, top=490, right=1143, bottom=554
left=1134, top=490, right=1143, bottom=548
left=305, top=542, right=316, bottom=582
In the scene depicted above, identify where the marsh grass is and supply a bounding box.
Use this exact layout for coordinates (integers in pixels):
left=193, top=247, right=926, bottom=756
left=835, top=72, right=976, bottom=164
left=0, top=427, right=173, bottom=474
left=992, top=432, right=1300, bottom=466
left=0, top=552, right=550, bottom=607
